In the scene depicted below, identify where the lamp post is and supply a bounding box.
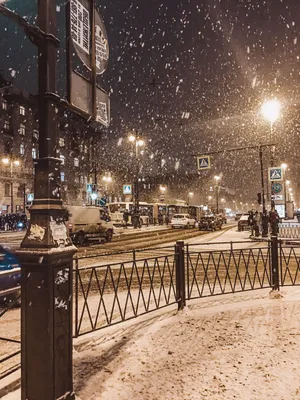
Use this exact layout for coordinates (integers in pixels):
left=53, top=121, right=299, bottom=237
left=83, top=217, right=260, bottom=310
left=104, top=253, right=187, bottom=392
left=281, top=163, right=288, bottom=218
left=214, top=175, right=221, bottom=213
left=2, top=158, right=20, bottom=213
left=0, top=2, right=77, bottom=399
left=103, top=174, right=112, bottom=202
left=261, top=99, right=281, bottom=210
left=129, top=131, right=144, bottom=228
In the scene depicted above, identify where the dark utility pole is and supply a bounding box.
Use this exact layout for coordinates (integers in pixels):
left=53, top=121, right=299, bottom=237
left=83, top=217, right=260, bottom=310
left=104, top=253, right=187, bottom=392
left=133, top=130, right=140, bottom=229
left=0, top=2, right=76, bottom=400
left=259, top=146, right=266, bottom=214
left=215, top=184, right=219, bottom=214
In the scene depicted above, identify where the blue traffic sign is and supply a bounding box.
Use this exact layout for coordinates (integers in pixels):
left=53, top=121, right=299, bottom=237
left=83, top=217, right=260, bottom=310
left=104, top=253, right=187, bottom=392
left=99, top=197, right=107, bottom=206
left=123, top=184, right=132, bottom=195
left=27, top=193, right=34, bottom=202
left=86, top=183, right=93, bottom=193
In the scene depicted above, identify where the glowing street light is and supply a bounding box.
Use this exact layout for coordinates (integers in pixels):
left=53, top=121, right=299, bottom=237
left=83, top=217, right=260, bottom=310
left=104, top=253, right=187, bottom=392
left=261, top=99, right=281, bottom=125
left=187, top=191, right=194, bottom=206
left=281, top=163, right=287, bottom=171
left=159, top=185, right=166, bottom=193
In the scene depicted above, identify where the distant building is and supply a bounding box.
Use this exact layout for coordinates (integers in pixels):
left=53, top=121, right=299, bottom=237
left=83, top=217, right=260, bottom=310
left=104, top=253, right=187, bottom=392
left=0, top=75, right=102, bottom=213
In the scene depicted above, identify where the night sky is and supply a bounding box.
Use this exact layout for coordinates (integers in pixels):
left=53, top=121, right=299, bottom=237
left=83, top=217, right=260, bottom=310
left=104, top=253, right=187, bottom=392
left=1, top=0, right=300, bottom=203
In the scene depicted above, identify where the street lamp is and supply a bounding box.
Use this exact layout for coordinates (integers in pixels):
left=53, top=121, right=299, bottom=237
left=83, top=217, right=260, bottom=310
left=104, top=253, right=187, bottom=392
left=261, top=99, right=281, bottom=210
left=214, top=175, right=221, bottom=213
left=187, top=192, right=194, bottom=205
left=128, top=130, right=145, bottom=228
left=2, top=158, right=20, bottom=213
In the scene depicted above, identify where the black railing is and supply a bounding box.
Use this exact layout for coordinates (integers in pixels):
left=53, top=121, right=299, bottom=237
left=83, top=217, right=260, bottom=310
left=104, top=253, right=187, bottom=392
left=2, top=238, right=300, bottom=380
left=74, top=248, right=178, bottom=337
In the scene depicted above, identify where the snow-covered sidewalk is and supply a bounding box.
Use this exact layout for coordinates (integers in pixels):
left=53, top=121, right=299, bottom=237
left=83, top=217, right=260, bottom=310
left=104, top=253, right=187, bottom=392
left=4, top=287, right=300, bottom=400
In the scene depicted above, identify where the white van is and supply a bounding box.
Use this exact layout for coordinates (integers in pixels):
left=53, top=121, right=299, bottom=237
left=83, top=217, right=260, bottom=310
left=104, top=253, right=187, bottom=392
left=65, top=206, right=114, bottom=245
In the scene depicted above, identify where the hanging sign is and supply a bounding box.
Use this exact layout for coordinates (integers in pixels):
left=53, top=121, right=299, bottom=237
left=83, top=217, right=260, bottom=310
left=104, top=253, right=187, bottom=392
left=197, top=156, right=211, bottom=170
left=68, top=0, right=110, bottom=127
left=70, top=0, right=91, bottom=66
left=95, top=11, right=109, bottom=74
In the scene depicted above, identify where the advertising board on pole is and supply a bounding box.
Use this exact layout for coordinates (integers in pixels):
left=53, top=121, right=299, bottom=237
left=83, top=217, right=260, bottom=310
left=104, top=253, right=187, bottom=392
left=67, top=0, right=110, bottom=127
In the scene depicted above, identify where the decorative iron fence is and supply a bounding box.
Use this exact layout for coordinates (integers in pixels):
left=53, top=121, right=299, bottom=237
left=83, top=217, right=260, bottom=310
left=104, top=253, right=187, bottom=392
left=74, top=247, right=178, bottom=337
left=186, top=243, right=272, bottom=299
left=279, top=222, right=300, bottom=239
left=2, top=238, right=300, bottom=379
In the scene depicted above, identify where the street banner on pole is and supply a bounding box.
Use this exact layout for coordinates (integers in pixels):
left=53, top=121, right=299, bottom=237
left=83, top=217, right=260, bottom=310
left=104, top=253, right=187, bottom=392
left=197, top=156, right=211, bottom=170
left=268, top=167, right=283, bottom=181
left=67, top=0, right=110, bottom=127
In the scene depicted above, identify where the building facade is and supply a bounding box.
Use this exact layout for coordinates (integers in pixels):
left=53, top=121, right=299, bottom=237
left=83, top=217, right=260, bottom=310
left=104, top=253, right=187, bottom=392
left=0, top=76, right=102, bottom=213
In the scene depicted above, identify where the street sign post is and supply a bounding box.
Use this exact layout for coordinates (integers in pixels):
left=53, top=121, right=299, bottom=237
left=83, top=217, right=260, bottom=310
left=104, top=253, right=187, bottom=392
left=268, top=167, right=283, bottom=181
left=197, top=156, right=211, bottom=170
left=123, top=184, right=132, bottom=195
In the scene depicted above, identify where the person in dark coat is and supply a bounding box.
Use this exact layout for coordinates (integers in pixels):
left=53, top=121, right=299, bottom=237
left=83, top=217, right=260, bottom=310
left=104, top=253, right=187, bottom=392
left=123, top=210, right=129, bottom=228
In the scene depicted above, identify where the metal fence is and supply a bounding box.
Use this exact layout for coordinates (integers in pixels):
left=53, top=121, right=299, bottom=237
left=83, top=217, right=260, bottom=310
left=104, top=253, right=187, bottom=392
left=279, top=222, right=300, bottom=239
left=2, top=238, right=300, bottom=379
left=74, top=246, right=178, bottom=337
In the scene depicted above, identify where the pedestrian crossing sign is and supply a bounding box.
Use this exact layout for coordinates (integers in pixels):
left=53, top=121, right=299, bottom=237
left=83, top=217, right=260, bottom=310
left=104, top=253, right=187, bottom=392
left=123, top=184, right=132, bottom=195
left=268, top=167, right=283, bottom=182
left=197, top=156, right=211, bottom=170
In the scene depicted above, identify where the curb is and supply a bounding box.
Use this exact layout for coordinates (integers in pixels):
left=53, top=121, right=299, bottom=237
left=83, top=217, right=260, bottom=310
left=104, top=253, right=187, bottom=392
left=0, top=370, right=20, bottom=399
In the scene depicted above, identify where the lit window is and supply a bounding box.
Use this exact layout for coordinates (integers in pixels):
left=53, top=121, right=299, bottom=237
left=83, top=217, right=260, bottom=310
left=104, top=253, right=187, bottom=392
left=20, top=143, right=25, bottom=155
left=60, top=172, right=65, bottom=182
left=84, top=176, right=88, bottom=184
left=84, top=145, right=88, bottom=154
left=33, top=130, right=39, bottom=140
left=74, top=157, right=79, bottom=167
left=79, top=144, right=83, bottom=153
left=60, top=155, right=65, bottom=165
left=19, top=106, right=25, bottom=116
left=32, top=148, right=37, bottom=159
left=59, top=137, right=65, bottom=147
left=4, top=120, right=10, bottom=130
left=2, top=100, right=7, bottom=110
left=19, top=124, right=25, bottom=135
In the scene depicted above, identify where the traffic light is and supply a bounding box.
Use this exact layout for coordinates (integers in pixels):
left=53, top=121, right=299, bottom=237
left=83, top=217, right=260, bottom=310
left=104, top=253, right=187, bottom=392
left=257, top=193, right=262, bottom=205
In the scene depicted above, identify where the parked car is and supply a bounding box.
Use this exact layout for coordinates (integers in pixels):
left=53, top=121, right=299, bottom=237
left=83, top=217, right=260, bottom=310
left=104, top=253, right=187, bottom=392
left=198, top=215, right=222, bottom=231
left=238, top=215, right=250, bottom=231
left=235, top=213, right=243, bottom=221
left=170, top=214, right=196, bottom=229
left=0, top=245, right=21, bottom=304
left=65, top=206, right=114, bottom=245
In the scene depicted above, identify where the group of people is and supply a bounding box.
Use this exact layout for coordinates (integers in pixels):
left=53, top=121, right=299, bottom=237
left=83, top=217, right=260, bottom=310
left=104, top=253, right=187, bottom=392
left=0, top=213, right=28, bottom=231
left=248, top=209, right=280, bottom=237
